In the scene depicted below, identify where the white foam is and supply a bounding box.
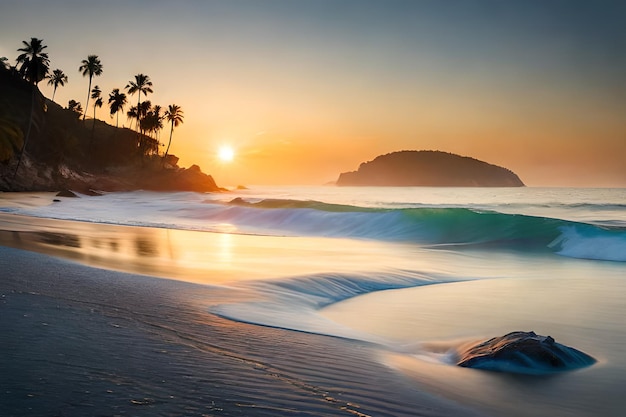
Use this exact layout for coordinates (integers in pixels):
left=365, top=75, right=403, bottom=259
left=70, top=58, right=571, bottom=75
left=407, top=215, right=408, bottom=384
left=552, top=225, right=626, bottom=262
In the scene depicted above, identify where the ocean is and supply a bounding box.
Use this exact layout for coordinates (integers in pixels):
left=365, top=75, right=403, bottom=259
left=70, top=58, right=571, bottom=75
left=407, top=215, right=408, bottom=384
left=2, top=186, right=626, bottom=416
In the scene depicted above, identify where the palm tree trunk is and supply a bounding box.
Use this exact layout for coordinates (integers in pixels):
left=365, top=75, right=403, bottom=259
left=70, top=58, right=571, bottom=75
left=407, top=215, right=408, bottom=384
left=136, top=93, right=143, bottom=161
left=136, top=93, right=141, bottom=132
left=163, top=122, right=174, bottom=164
left=90, top=106, right=96, bottom=151
left=83, top=76, right=92, bottom=121
left=52, top=86, right=57, bottom=102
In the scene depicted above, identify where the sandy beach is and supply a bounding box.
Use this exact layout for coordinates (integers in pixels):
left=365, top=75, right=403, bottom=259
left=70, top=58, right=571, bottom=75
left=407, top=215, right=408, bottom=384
left=2, top=189, right=626, bottom=417
left=0, top=207, right=481, bottom=417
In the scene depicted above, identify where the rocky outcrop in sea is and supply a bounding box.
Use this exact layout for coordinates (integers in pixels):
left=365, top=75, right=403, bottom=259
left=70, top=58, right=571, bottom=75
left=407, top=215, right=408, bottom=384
left=455, top=331, right=596, bottom=375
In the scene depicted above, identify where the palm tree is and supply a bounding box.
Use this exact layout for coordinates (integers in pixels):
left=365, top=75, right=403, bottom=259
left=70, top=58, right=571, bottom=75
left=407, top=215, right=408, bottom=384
left=90, top=85, right=102, bottom=121
left=135, top=101, right=164, bottom=157
left=126, top=105, right=139, bottom=131
left=92, top=95, right=104, bottom=124
left=140, top=109, right=163, bottom=155
left=90, top=96, right=104, bottom=150
left=138, top=100, right=152, bottom=121
left=125, top=74, right=153, bottom=132
left=108, top=88, right=127, bottom=127
left=67, top=100, right=83, bottom=118
left=93, top=97, right=104, bottom=122
left=151, top=105, right=164, bottom=141
left=46, top=69, right=68, bottom=102
left=94, top=97, right=103, bottom=115
left=16, top=37, right=50, bottom=85
left=78, top=55, right=103, bottom=121
left=163, top=104, right=184, bottom=162
left=13, top=38, right=50, bottom=178
left=137, top=100, right=152, bottom=154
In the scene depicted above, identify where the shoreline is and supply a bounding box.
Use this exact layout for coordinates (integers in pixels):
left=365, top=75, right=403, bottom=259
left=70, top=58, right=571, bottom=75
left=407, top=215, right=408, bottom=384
left=0, top=210, right=426, bottom=285
left=0, top=191, right=59, bottom=208
left=0, top=243, right=482, bottom=416
left=0, top=205, right=484, bottom=416
left=3, top=188, right=625, bottom=416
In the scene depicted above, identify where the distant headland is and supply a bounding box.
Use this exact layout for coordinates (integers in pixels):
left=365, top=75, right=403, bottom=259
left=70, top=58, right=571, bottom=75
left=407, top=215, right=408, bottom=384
left=336, top=150, right=524, bottom=187
left=0, top=37, right=220, bottom=194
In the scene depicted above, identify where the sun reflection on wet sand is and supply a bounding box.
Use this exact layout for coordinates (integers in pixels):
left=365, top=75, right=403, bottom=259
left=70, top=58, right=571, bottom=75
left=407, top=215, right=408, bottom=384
left=0, top=213, right=419, bottom=285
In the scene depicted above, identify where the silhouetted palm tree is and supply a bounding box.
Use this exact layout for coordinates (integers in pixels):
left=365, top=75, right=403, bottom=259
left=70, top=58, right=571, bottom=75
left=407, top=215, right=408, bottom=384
left=13, top=38, right=50, bottom=178
left=108, top=88, right=127, bottom=127
left=163, top=104, right=184, bottom=162
left=141, top=109, right=162, bottom=155
left=125, top=74, right=153, bottom=132
left=126, top=105, right=139, bottom=131
left=90, top=85, right=102, bottom=121
left=138, top=100, right=152, bottom=131
left=67, top=100, right=83, bottom=118
left=138, top=100, right=152, bottom=117
left=90, top=96, right=104, bottom=149
left=151, top=105, right=164, bottom=141
left=16, top=38, right=49, bottom=85
left=92, top=95, right=103, bottom=122
left=79, top=55, right=103, bottom=121
left=137, top=100, right=153, bottom=154
left=46, top=69, right=68, bottom=102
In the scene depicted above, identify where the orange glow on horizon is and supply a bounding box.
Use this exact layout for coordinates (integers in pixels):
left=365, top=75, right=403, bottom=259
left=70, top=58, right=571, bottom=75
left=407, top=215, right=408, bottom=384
left=2, top=2, right=624, bottom=188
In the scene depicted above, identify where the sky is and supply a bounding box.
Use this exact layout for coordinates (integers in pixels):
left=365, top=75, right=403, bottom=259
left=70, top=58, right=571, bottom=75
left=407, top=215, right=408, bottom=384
left=1, top=0, right=625, bottom=187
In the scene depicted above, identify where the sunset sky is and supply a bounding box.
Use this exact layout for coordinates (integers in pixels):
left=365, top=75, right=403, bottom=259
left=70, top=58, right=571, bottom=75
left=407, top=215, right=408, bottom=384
left=1, top=0, right=624, bottom=187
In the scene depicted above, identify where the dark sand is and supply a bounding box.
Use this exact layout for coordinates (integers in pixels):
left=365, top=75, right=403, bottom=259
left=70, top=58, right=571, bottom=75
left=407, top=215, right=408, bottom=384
left=0, top=213, right=483, bottom=417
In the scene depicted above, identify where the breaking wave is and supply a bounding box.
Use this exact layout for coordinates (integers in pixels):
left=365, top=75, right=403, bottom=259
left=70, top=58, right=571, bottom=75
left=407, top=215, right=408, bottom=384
left=223, top=197, right=626, bottom=261
left=12, top=192, right=626, bottom=262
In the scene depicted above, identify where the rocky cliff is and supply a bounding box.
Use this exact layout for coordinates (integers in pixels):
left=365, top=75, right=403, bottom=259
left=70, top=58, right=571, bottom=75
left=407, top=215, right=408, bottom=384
left=0, top=69, right=220, bottom=193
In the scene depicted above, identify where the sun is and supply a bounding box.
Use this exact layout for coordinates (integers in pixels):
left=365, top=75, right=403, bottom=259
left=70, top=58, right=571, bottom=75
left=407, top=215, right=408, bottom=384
left=218, top=145, right=235, bottom=162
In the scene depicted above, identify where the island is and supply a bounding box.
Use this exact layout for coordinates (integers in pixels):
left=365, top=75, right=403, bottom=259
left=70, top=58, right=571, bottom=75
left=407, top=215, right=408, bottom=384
left=336, top=150, right=524, bottom=187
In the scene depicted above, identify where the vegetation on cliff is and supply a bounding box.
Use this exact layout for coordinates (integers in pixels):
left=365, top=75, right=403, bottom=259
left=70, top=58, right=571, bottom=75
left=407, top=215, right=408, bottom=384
left=337, top=150, right=524, bottom=187
left=0, top=38, right=218, bottom=193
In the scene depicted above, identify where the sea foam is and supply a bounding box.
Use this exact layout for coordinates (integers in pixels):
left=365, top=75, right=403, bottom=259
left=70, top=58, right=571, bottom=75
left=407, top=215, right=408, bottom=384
left=551, top=225, right=626, bottom=262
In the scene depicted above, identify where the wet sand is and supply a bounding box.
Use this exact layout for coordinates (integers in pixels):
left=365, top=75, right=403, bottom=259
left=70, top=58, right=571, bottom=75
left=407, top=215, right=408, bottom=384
left=0, top=192, right=59, bottom=209
left=0, top=212, right=419, bottom=285
left=0, top=211, right=482, bottom=417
